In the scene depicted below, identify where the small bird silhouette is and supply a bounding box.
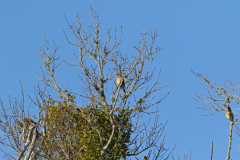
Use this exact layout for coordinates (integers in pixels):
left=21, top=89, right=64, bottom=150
left=143, top=156, right=147, bottom=160
left=117, top=73, right=125, bottom=93
left=225, top=105, right=234, bottom=122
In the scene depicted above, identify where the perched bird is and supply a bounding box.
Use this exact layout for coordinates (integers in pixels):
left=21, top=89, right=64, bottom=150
left=225, top=105, right=234, bottom=122
left=117, top=73, right=126, bottom=93
left=143, top=156, right=147, bottom=160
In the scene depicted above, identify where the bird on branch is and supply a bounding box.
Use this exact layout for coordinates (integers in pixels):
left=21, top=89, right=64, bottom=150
left=117, top=72, right=126, bottom=93
left=225, top=105, right=234, bottom=122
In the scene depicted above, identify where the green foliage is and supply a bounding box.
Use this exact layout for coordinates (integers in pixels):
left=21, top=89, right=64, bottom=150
left=34, top=94, right=131, bottom=159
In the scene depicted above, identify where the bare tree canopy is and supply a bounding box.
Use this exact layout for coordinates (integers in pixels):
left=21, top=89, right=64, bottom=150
left=193, top=70, right=240, bottom=160
left=0, top=8, right=173, bottom=160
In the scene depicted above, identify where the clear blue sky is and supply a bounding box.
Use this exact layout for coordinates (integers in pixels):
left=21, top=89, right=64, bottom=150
left=0, top=1, right=240, bottom=159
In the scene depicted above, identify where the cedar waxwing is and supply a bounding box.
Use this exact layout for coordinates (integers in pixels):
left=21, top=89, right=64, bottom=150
left=117, top=73, right=126, bottom=93
left=225, top=105, right=234, bottom=122
left=143, top=156, right=147, bottom=160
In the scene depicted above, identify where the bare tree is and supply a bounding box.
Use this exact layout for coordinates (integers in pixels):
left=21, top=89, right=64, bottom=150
left=0, top=7, right=174, bottom=159
left=193, top=71, right=240, bottom=160
left=0, top=82, right=47, bottom=160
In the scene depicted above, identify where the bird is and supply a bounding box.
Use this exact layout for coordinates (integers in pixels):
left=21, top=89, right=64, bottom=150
left=143, top=156, right=147, bottom=160
left=117, top=72, right=126, bottom=93
left=225, top=105, right=234, bottom=122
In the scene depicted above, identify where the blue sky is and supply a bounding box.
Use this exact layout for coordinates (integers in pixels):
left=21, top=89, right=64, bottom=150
left=0, top=1, right=240, bottom=159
